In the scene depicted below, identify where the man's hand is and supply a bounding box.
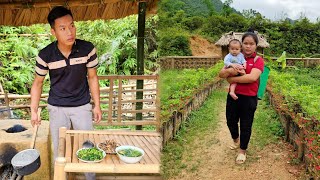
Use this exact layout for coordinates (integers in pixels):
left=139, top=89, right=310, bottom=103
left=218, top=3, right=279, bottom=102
left=92, top=106, right=102, bottom=123
left=31, top=109, right=41, bottom=127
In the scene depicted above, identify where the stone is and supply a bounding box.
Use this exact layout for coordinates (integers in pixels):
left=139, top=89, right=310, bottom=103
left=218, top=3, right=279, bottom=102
left=0, top=119, right=51, bottom=180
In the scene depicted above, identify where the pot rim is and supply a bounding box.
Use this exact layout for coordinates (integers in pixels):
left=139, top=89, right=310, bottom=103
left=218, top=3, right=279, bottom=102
left=11, top=149, right=40, bottom=167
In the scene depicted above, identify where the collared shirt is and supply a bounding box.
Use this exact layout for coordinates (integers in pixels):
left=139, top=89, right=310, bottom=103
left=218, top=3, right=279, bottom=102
left=235, top=52, right=264, bottom=96
left=35, top=39, right=98, bottom=107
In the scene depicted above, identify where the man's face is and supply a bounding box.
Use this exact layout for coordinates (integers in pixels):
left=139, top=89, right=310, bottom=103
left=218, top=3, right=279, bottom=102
left=50, top=14, right=76, bottom=47
left=229, top=42, right=241, bottom=56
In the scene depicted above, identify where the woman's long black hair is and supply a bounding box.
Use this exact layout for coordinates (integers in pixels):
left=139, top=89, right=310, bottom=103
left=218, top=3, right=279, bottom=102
left=242, top=28, right=259, bottom=45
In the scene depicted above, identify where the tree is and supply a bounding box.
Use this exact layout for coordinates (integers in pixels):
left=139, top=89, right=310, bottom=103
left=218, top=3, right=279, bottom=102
left=221, top=0, right=233, bottom=17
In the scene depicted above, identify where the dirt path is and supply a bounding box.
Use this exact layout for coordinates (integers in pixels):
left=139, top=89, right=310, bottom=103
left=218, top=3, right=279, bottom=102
left=190, top=35, right=221, bottom=57
left=169, top=95, right=303, bottom=180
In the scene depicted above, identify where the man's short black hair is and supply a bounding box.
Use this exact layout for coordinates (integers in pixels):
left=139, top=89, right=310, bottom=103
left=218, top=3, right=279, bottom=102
left=47, top=6, right=73, bottom=28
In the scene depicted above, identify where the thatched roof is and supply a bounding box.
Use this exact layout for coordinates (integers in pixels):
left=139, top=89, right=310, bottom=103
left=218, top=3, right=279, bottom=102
left=0, top=0, right=158, bottom=26
left=215, top=31, right=270, bottom=48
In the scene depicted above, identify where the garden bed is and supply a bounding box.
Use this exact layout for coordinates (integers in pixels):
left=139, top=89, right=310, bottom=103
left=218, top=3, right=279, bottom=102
left=161, top=78, right=223, bottom=145
left=266, top=82, right=320, bottom=178
left=158, top=62, right=224, bottom=145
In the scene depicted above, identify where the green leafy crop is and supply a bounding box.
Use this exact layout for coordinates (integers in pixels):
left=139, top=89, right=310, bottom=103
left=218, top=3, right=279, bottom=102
left=77, top=147, right=104, bottom=161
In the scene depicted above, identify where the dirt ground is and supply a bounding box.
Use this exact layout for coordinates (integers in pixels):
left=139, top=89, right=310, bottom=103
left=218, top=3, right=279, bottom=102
left=168, top=85, right=305, bottom=180
left=169, top=109, right=304, bottom=180
left=189, top=35, right=222, bottom=57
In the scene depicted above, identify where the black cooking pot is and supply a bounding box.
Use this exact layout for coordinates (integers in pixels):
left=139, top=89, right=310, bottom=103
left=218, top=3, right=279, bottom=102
left=11, top=149, right=41, bottom=176
left=11, top=123, right=41, bottom=176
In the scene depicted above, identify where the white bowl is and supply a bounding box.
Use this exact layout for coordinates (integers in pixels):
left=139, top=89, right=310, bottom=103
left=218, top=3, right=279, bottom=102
left=76, top=148, right=106, bottom=163
left=115, top=145, right=144, bottom=164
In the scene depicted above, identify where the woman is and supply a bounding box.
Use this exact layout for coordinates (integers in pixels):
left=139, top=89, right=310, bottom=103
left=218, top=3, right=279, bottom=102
left=218, top=31, right=264, bottom=164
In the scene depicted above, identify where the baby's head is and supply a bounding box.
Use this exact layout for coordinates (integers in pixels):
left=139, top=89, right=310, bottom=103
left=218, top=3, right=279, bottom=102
left=228, top=39, right=242, bottom=56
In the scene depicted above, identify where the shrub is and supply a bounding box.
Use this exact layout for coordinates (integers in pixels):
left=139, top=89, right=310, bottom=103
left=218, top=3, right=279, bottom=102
left=182, top=16, right=205, bottom=31
left=158, top=27, right=192, bottom=56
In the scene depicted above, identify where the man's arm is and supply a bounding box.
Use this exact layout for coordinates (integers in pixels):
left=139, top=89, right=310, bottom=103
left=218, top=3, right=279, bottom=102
left=88, top=68, right=102, bottom=123
left=227, top=68, right=262, bottom=84
left=30, top=74, right=45, bottom=126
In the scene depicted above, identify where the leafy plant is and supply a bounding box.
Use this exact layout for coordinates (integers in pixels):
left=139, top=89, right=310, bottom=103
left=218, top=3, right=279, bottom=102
left=276, top=51, right=287, bottom=69
left=0, top=25, right=51, bottom=94
left=159, top=62, right=223, bottom=121
left=76, top=15, right=159, bottom=80
left=158, top=27, right=192, bottom=56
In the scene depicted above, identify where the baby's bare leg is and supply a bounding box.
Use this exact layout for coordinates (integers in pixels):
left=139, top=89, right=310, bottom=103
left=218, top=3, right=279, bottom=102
left=229, top=83, right=238, bottom=100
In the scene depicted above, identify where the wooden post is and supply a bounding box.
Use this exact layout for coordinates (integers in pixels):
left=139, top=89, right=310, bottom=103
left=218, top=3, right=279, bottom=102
left=108, top=78, right=113, bottom=123
left=4, top=92, right=11, bottom=117
left=131, top=86, right=136, bottom=119
left=54, top=127, right=67, bottom=180
left=155, top=75, right=161, bottom=132
left=0, top=82, right=4, bottom=94
left=297, top=129, right=305, bottom=160
left=136, top=1, right=146, bottom=130
left=285, top=116, right=290, bottom=141
left=54, top=157, right=67, bottom=180
left=172, top=111, right=177, bottom=137
left=58, top=127, right=66, bottom=157
left=118, top=78, right=122, bottom=123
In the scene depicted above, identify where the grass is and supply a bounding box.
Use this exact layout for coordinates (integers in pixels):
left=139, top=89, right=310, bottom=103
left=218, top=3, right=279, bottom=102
left=250, top=96, right=285, bottom=150
left=160, top=89, right=225, bottom=179
left=161, top=87, right=285, bottom=179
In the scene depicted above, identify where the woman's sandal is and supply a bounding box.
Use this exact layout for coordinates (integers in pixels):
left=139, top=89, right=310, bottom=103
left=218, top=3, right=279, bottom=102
left=229, top=141, right=240, bottom=150
left=236, top=153, right=246, bottom=164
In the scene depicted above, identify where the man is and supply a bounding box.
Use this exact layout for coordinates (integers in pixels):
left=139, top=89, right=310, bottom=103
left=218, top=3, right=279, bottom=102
left=30, top=6, right=102, bottom=179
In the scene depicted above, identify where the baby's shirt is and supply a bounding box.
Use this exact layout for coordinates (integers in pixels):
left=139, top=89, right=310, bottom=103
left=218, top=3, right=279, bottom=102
left=224, top=53, right=246, bottom=67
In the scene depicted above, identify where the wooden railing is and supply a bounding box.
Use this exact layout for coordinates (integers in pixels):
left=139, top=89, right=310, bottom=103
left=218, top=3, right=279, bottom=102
left=269, top=57, right=320, bottom=67
left=97, top=75, right=160, bottom=131
left=0, top=75, right=160, bottom=131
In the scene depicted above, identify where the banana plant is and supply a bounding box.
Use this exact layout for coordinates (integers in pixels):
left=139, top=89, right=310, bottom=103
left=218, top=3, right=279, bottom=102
left=276, top=51, right=287, bottom=69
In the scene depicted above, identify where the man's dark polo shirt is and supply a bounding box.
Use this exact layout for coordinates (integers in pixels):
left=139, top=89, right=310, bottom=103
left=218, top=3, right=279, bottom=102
left=35, top=39, right=98, bottom=107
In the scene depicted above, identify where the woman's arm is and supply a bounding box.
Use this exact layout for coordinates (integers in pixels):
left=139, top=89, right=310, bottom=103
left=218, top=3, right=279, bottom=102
left=227, top=68, right=262, bottom=84
left=219, top=65, right=244, bottom=78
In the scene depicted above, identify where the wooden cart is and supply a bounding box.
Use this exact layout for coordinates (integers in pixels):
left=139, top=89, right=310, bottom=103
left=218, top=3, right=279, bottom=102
left=54, top=75, right=162, bottom=180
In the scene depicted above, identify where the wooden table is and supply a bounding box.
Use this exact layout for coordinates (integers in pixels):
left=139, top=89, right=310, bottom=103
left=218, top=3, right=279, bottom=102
left=54, top=127, right=162, bottom=180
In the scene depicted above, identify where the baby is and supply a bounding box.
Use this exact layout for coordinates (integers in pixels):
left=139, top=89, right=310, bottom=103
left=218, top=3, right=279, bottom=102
left=224, top=39, right=246, bottom=100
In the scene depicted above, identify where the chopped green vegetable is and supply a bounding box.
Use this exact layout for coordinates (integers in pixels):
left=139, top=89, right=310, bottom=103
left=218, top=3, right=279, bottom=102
left=77, top=147, right=104, bottom=161
left=118, top=149, right=142, bottom=157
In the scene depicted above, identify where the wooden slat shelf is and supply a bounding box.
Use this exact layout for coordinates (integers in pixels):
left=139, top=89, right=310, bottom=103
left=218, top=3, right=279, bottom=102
left=57, top=128, right=162, bottom=175
left=52, top=75, right=162, bottom=179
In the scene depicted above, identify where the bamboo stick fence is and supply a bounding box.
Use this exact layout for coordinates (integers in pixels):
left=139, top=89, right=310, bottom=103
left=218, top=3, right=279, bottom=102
left=161, top=78, right=223, bottom=145
left=266, top=85, right=320, bottom=178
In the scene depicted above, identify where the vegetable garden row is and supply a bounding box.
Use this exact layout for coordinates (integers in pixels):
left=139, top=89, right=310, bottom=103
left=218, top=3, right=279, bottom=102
left=267, top=67, right=320, bottom=178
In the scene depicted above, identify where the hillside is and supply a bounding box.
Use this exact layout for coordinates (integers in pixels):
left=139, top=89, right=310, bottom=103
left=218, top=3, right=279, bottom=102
left=190, top=36, right=221, bottom=57
left=179, top=0, right=223, bottom=16
left=162, top=0, right=238, bottom=17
